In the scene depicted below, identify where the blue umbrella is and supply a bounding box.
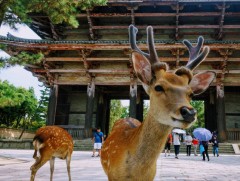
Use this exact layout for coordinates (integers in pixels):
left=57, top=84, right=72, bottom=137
left=193, top=128, right=212, bottom=141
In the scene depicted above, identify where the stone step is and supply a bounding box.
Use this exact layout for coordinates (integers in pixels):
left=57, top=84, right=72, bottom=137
left=73, top=139, right=236, bottom=154
left=0, top=139, right=236, bottom=154
left=74, top=139, right=93, bottom=151
left=167, top=143, right=235, bottom=154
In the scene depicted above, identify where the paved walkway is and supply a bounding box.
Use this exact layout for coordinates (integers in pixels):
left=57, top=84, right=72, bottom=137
left=0, top=149, right=239, bottom=181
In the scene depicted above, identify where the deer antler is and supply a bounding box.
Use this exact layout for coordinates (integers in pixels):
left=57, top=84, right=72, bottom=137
left=183, top=36, right=210, bottom=70
left=129, top=25, right=159, bottom=65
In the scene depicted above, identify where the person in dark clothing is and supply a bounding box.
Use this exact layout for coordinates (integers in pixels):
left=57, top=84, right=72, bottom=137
left=212, top=130, right=218, bottom=138
left=173, top=133, right=181, bottom=159
left=212, top=136, right=219, bottom=157
left=201, top=141, right=210, bottom=161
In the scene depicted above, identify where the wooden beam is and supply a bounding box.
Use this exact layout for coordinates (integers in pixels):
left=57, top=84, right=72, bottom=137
left=49, top=69, right=86, bottom=73
left=92, top=25, right=240, bottom=30
left=53, top=78, right=240, bottom=86
left=3, top=41, right=240, bottom=51
left=55, top=81, right=134, bottom=86
left=43, top=57, right=240, bottom=63
left=46, top=57, right=130, bottom=62
left=76, top=12, right=240, bottom=18
left=32, top=68, right=240, bottom=75
left=48, top=69, right=130, bottom=74
left=46, top=57, right=83, bottom=61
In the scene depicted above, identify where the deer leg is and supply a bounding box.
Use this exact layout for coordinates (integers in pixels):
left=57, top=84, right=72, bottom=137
left=30, top=149, right=53, bottom=181
left=30, top=157, right=49, bottom=181
left=30, top=155, right=41, bottom=170
left=66, top=153, right=72, bottom=181
left=49, top=157, right=55, bottom=181
left=33, top=149, right=37, bottom=159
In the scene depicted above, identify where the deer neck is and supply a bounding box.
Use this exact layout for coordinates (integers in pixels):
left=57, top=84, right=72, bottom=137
left=135, top=113, right=172, bottom=164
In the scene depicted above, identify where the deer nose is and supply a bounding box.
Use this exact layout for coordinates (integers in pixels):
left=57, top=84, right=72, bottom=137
left=180, top=107, right=196, bottom=123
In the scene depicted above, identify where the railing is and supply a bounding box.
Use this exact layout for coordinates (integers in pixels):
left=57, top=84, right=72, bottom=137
left=58, top=125, right=91, bottom=139
left=227, top=129, right=240, bottom=141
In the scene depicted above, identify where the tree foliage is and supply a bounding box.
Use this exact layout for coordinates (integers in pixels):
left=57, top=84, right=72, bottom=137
left=108, top=99, right=204, bottom=135
left=0, top=51, right=44, bottom=68
left=31, top=85, right=50, bottom=129
left=0, top=80, right=48, bottom=131
left=109, top=100, right=123, bottom=133
left=0, top=0, right=107, bottom=28
left=187, top=100, right=205, bottom=133
left=0, top=80, right=38, bottom=128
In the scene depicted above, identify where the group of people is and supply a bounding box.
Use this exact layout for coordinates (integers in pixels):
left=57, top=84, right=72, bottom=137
left=91, top=127, right=220, bottom=160
left=164, top=130, right=219, bottom=161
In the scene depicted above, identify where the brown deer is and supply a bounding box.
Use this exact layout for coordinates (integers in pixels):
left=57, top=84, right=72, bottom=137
left=30, top=126, right=74, bottom=181
left=101, top=25, right=216, bottom=181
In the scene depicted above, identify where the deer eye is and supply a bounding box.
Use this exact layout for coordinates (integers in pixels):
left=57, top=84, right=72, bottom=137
left=155, top=85, right=164, bottom=92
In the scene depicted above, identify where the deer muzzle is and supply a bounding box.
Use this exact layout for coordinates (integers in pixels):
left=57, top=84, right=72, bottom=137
left=180, top=106, right=196, bottom=123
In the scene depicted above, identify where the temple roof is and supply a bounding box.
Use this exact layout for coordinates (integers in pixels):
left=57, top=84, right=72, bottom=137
left=1, top=0, right=240, bottom=87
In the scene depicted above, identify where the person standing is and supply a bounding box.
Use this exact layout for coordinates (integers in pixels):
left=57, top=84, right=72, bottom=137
left=192, top=137, right=199, bottom=156
left=212, top=130, right=218, bottom=138
left=201, top=141, right=210, bottom=161
left=173, top=132, right=181, bottom=159
left=92, top=127, right=104, bottom=157
left=185, top=133, right=193, bottom=156
left=212, top=136, right=219, bottom=157
left=164, top=133, right=173, bottom=157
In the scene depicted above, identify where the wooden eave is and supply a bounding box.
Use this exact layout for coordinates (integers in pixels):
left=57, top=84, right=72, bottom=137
left=2, top=35, right=240, bottom=86
left=1, top=0, right=240, bottom=87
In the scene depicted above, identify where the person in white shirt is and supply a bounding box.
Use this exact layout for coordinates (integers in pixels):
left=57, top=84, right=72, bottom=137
left=184, top=133, right=193, bottom=156
left=173, top=133, right=181, bottom=159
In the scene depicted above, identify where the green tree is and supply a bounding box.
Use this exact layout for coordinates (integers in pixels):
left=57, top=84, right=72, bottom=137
left=0, top=51, right=44, bottom=68
left=0, top=80, right=49, bottom=131
left=187, top=100, right=205, bottom=133
left=0, top=80, right=38, bottom=128
left=31, top=84, right=50, bottom=129
left=0, top=0, right=107, bottom=28
left=120, top=106, right=129, bottom=119
left=109, top=100, right=123, bottom=133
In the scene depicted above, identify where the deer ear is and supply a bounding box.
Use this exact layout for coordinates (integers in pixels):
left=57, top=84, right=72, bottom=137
left=190, top=71, right=216, bottom=95
left=132, top=51, right=152, bottom=85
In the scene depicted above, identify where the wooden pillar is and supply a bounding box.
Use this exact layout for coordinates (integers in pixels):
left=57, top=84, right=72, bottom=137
left=47, top=85, right=58, bottom=125
left=105, top=98, right=111, bottom=136
left=136, top=93, right=144, bottom=122
left=85, top=80, right=95, bottom=138
left=205, top=87, right=217, bottom=132
left=216, top=84, right=227, bottom=141
left=96, top=92, right=106, bottom=133
left=129, top=79, right=137, bottom=119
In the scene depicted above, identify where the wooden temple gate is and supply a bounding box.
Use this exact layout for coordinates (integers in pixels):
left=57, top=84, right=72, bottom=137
left=1, top=0, right=240, bottom=142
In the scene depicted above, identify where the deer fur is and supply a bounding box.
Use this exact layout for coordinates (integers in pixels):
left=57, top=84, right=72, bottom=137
left=101, top=25, right=216, bottom=181
left=30, top=126, right=73, bottom=181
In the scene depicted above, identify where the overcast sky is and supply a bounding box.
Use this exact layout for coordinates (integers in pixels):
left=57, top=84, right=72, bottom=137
left=0, top=23, right=43, bottom=99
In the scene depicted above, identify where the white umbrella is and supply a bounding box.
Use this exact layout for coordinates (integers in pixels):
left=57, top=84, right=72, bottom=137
left=172, top=128, right=186, bottom=134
